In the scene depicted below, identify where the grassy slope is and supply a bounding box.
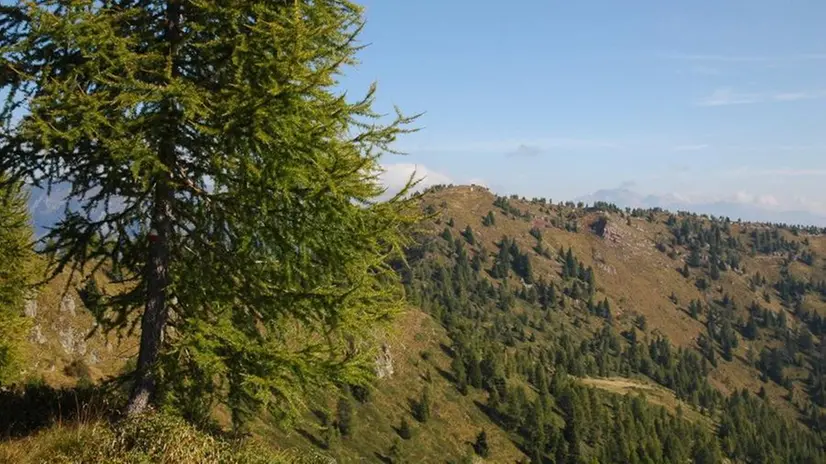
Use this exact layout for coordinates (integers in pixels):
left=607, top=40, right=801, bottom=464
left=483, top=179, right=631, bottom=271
left=259, top=308, right=527, bottom=463
left=19, top=263, right=136, bottom=387
left=579, top=376, right=712, bottom=428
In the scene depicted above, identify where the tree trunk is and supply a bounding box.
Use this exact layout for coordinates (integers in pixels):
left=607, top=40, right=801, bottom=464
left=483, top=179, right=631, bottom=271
left=126, top=0, right=181, bottom=416
left=126, top=183, right=173, bottom=416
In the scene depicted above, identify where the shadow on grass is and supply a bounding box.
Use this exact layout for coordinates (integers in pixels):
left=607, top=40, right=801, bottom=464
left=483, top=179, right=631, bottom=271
left=472, top=400, right=505, bottom=431
left=434, top=366, right=456, bottom=384
left=676, top=304, right=697, bottom=320
left=472, top=399, right=537, bottom=459
left=0, top=379, right=126, bottom=439
left=391, top=423, right=414, bottom=441
left=373, top=451, right=392, bottom=463
left=438, top=343, right=455, bottom=359
left=295, top=427, right=328, bottom=450
left=406, top=398, right=418, bottom=420
left=310, top=409, right=329, bottom=424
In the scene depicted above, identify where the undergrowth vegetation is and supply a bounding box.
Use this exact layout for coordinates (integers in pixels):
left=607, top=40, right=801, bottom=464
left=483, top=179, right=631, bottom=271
left=0, top=412, right=322, bottom=464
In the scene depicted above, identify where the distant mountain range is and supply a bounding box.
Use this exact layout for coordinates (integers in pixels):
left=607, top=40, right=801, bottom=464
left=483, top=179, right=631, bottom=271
left=27, top=183, right=73, bottom=237
left=576, top=187, right=826, bottom=227
left=26, top=182, right=128, bottom=238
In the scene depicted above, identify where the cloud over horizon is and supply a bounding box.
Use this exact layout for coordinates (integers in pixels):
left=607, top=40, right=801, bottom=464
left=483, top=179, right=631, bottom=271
left=659, top=51, right=826, bottom=64
left=673, top=144, right=709, bottom=151
left=577, top=185, right=826, bottom=226
left=696, top=87, right=826, bottom=106
left=723, top=167, right=826, bottom=178
left=378, top=163, right=453, bottom=197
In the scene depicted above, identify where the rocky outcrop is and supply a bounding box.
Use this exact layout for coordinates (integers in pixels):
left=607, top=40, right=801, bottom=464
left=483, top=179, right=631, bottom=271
left=57, top=326, right=87, bottom=356
left=597, top=262, right=617, bottom=275
left=59, top=295, right=77, bottom=317
left=29, top=324, right=47, bottom=345
left=24, top=299, right=38, bottom=318
left=375, top=343, right=394, bottom=379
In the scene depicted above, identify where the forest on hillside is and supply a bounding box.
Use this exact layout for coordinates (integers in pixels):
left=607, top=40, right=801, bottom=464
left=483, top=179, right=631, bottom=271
left=402, top=186, right=826, bottom=462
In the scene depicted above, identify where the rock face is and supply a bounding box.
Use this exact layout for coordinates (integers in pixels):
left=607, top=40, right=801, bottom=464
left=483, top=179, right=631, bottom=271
left=24, top=300, right=38, bottom=318
left=57, top=327, right=87, bottom=356
left=29, top=324, right=48, bottom=345
left=602, top=223, right=623, bottom=243
left=60, top=295, right=77, bottom=317
left=375, top=343, right=394, bottom=379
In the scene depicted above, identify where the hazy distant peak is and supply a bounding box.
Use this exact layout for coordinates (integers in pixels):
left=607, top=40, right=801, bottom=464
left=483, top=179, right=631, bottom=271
left=577, top=187, right=826, bottom=227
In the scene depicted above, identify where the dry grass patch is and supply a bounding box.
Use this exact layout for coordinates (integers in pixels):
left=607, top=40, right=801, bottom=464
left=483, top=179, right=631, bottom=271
left=579, top=376, right=713, bottom=428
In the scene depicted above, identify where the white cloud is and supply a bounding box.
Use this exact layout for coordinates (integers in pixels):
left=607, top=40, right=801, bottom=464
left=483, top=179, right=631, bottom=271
left=673, top=144, right=709, bottom=151
left=764, top=169, right=826, bottom=176
left=733, top=191, right=755, bottom=204
left=401, top=137, right=621, bottom=154
left=696, top=87, right=826, bottom=106
left=734, top=192, right=826, bottom=217
left=696, top=88, right=761, bottom=106
left=466, top=178, right=488, bottom=188
left=660, top=52, right=826, bottom=63
left=794, top=196, right=826, bottom=215
left=758, top=195, right=779, bottom=207
left=772, top=90, right=826, bottom=102
left=729, top=192, right=781, bottom=210
left=700, top=190, right=823, bottom=215
left=725, top=167, right=826, bottom=177
left=690, top=66, right=722, bottom=76
left=607, top=185, right=821, bottom=214
left=378, top=163, right=453, bottom=197
left=659, top=53, right=771, bottom=63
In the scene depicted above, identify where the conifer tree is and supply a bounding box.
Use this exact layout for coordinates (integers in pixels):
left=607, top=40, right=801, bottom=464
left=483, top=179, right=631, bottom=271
left=482, top=211, right=495, bottom=226
left=473, top=429, right=490, bottom=458
left=710, top=261, right=721, bottom=280
left=468, top=357, right=483, bottom=389
left=471, top=254, right=483, bottom=272
left=398, top=417, right=412, bottom=440
left=336, top=395, right=354, bottom=437
left=452, top=354, right=468, bottom=394
left=0, top=174, right=35, bottom=384
left=492, top=238, right=512, bottom=279
left=463, top=225, right=476, bottom=245
left=688, top=246, right=702, bottom=268
left=412, top=386, right=432, bottom=423
left=1, top=1, right=418, bottom=420
left=442, top=227, right=454, bottom=245
left=387, top=438, right=403, bottom=463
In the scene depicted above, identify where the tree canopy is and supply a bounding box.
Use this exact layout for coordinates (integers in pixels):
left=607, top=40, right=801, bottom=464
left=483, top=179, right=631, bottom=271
left=0, top=174, right=35, bottom=384
left=1, top=0, right=418, bottom=424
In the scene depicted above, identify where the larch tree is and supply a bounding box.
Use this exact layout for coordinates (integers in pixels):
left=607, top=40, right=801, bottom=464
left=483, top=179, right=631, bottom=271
left=1, top=0, right=419, bottom=424
left=0, top=173, right=35, bottom=384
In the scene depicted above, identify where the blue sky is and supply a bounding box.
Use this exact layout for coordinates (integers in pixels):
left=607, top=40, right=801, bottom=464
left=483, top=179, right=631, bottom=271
left=344, top=1, right=826, bottom=218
